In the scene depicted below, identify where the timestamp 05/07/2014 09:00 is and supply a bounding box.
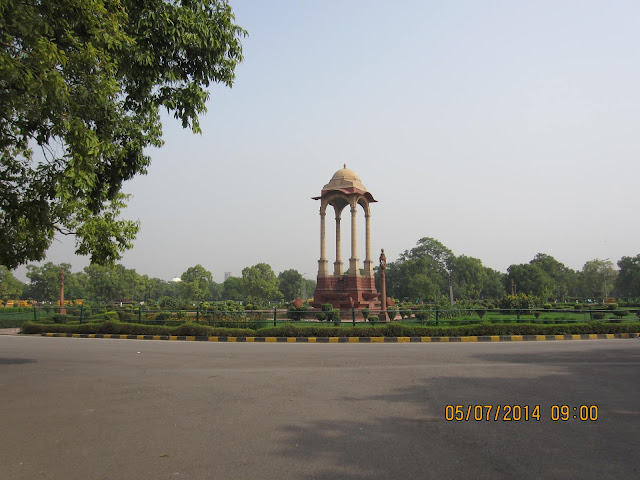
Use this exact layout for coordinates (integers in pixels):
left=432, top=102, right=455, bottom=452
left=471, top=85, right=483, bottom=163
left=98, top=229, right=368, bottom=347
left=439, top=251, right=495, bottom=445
left=444, top=405, right=599, bottom=422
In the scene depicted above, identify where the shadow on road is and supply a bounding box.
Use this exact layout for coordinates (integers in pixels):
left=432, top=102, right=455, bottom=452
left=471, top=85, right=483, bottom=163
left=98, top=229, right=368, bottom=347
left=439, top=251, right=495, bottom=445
left=0, top=358, right=37, bottom=365
left=276, top=347, right=640, bottom=479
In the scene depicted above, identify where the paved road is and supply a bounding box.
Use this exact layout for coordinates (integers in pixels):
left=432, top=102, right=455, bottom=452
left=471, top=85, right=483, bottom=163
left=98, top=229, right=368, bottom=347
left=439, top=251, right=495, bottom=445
left=1, top=336, right=638, bottom=480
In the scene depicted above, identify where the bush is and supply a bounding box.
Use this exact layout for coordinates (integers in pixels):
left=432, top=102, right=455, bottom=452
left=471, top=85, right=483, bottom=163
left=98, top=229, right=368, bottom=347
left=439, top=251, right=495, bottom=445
left=612, top=310, right=629, bottom=318
left=155, top=312, right=173, bottom=322
left=415, top=308, right=431, bottom=323
left=361, top=308, right=370, bottom=320
left=288, top=305, right=308, bottom=322
left=606, top=303, right=618, bottom=310
left=533, top=311, right=541, bottom=319
left=368, top=315, right=379, bottom=323
left=327, top=309, right=341, bottom=326
left=593, top=312, right=605, bottom=320
left=574, top=304, right=583, bottom=310
left=475, top=309, right=486, bottom=320
left=387, top=306, right=398, bottom=321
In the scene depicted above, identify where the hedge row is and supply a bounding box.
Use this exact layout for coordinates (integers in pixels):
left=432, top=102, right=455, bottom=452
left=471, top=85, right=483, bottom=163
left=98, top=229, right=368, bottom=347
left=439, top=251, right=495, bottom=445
left=19, top=320, right=640, bottom=337
left=256, top=322, right=640, bottom=337
left=19, top=321, right=255, bottom=338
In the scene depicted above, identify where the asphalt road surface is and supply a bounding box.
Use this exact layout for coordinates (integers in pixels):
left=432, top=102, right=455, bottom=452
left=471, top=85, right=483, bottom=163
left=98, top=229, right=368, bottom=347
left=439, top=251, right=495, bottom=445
left=1, top=336, right=639, bottom=480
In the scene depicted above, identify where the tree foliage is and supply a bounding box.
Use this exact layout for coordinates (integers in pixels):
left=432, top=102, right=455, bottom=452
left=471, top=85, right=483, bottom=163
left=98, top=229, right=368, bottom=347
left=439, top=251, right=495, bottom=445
left=0, top=0, right=245, bottom=268
left=278, top=269, right=303, bottom=301
left=241, top=263, right=282, bottom=305
left=615, top=255, right=640, bottom=297
left=579, top=259, right=617, bottom=299
left=178, top=264, right=213, bottom=302
left=0, top=265, right=25, bottom=300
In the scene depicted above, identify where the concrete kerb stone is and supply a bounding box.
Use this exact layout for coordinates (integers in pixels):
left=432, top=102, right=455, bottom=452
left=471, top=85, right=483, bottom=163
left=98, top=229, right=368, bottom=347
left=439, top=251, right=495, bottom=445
left=36, top=332, right=640, bottom=342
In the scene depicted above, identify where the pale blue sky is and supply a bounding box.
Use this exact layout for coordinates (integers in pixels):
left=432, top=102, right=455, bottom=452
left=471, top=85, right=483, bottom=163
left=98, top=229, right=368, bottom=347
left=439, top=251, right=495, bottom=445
left=16, top=0, right=640, bottom=282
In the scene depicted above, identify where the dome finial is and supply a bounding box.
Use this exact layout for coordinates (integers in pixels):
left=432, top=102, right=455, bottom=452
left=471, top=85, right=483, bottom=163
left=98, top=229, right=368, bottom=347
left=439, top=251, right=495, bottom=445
left=343, top=163, right=346, bottom=169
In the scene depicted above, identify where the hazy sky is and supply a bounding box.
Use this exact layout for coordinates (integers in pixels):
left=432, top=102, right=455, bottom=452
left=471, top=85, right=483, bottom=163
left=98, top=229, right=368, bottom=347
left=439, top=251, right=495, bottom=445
left=15, top=0, right=640, bottom=283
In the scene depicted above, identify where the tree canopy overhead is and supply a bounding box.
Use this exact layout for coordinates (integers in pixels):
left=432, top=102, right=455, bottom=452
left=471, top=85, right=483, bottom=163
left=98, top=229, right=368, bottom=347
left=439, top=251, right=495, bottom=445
left=0, top=0, right=246, bottom=268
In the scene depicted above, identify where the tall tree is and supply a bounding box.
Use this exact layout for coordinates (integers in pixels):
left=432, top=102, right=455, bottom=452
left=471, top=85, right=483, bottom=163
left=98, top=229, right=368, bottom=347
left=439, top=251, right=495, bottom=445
left=24, top=262, right=72, bottom=301
left=222, top=276, right=244, bottom=301
left=615, top=255, right=640, bottom=297
left=1, top=0, right=245, bottom=268
left=0, top=265, right=25, bottom=300
left=178, top=264, right=213, bottom=302
left=530, top=253, right=577, bottom=301
left=481, top=267, right=507, bottom=299
left=278, top=269, right=304, bottom=301
left=506, top=263, right=555, bottom=300
left=241, top=263, right=282, bottom=305
left=450, top=255, right=487, bottom=299
left=579, top=259, right=617, bottom=300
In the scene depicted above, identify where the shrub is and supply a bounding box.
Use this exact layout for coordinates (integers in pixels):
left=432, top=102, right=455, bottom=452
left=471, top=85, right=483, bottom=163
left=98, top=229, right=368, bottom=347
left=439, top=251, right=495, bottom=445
left=574, top=304, right=582, bottom=310
left=53, top=315, right=67, bottom=324
left=368, top=315, right=379, bottom=323
left=156, top=312, right=173, bottom=322
left=288, top=304, right=308, bottom=322
left=593, top=312, right=605, bottom=320
left=606, top=303, right=618, bottom=310
left=612, top=310, right=628, bottom=318
left=387, top=306, right=398, bottom=321
left=533, top=311, right=541, bottom=319
left=542, top=304, right=552, bottom=309
left=361, top=308, right=370, bottom=320
left=475, top=309, right=486, bottom=320
left=327, top=309, right=341, bottom=326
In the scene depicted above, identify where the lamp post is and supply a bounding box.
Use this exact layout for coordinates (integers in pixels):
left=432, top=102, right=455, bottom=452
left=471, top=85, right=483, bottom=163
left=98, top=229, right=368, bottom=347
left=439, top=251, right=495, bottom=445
left=380, top=249, right=388, bottom=321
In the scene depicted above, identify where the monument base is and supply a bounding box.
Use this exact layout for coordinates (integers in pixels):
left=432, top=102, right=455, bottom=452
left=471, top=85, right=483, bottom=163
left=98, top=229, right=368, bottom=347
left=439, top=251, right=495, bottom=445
left=312, top=275, right=381, bottom=311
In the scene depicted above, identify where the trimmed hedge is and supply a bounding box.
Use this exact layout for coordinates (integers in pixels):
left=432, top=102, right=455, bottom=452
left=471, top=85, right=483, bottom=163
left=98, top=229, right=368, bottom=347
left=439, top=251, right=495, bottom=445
left=19, top=320, right=640, bottom=338
left=253, top=322, right=640, bottom=337
left=19, top=321, right=255, bottom=337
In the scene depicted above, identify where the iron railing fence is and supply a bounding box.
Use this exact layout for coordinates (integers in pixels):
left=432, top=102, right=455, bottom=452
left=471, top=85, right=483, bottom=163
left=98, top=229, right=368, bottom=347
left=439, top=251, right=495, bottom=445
left=1, top=305, right=639, bottom=329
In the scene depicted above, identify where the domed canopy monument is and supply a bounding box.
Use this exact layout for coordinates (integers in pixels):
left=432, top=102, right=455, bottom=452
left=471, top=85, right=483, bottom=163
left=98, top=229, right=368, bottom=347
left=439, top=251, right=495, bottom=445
left=312, top=166, right=381, bottom=311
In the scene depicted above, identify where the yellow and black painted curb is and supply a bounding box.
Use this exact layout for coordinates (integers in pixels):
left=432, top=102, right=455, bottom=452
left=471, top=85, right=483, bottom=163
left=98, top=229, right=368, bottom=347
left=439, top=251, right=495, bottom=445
left=41, top=332, right=640, bottom=342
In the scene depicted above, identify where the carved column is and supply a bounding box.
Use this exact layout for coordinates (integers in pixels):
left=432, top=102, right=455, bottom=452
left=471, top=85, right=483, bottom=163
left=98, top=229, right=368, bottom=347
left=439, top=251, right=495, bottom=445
left=363, top=209, right=373, bottom=277
left=318, top=208, right=328, bottom=277
left=334, top=211, right=343, bottom=276
left=348, top=200, right=359, bottom=276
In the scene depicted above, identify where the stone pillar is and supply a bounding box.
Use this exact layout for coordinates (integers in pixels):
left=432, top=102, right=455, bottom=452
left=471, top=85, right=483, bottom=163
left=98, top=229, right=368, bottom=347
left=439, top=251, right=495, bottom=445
left=348, top=201, right=359, bottom=276
left=363, top=211, right=373, bottom=277
left=59, top=268, right=66, bottom=316
left=334, top=211, right=343, bottom=276
left=318, top=209, right=328, bottom=277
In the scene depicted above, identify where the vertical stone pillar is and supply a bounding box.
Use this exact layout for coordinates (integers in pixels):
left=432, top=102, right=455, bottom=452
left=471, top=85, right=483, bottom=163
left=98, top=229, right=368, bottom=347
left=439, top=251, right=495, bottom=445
left=59, top=268, right=66, bottom=316
left=334, top=211, right=343, bottom=276
left=318, top=208, right=328, bottom=277
left=363, top=210, right=373, bottom=277
left=348, top=200, right=359, bottom=276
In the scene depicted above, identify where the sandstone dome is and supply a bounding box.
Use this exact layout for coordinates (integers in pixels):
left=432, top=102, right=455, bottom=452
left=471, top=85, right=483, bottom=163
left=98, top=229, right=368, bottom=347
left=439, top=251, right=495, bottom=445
left=322, top=165, right=367, bottom=192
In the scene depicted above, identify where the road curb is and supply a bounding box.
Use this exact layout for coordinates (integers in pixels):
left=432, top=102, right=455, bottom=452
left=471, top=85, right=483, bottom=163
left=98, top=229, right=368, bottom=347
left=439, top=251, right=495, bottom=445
left=39, top=332, right=640, bottom=342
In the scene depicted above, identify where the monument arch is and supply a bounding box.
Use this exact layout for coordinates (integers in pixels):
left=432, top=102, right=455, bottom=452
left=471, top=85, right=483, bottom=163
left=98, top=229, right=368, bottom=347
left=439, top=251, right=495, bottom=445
left=312, top=166, right=381, bottom=311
